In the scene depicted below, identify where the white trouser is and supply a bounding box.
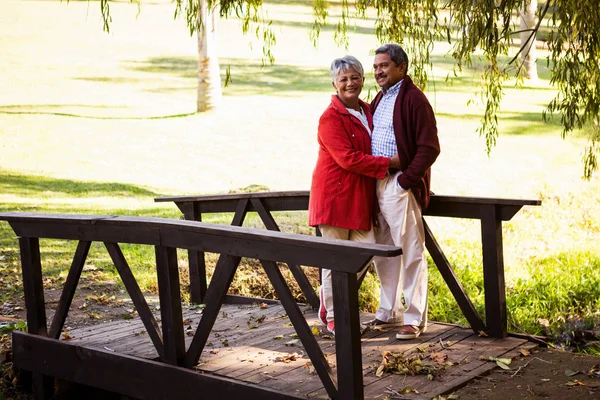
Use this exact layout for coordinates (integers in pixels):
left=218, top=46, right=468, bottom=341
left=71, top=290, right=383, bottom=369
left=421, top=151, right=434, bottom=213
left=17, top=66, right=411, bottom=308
left=319, top=225, right=375, bottom=322
left=373, top=173, right=428, bottom=327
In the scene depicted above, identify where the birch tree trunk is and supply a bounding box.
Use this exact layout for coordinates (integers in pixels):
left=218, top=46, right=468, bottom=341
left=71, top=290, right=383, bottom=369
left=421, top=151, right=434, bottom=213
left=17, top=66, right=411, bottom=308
left=197, top=0, right=222, bottom=112
left=519, top=0, right=538, bottom=81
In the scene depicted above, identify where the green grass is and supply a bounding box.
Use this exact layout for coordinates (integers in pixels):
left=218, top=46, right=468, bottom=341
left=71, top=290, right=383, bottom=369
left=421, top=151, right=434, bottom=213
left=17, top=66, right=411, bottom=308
left=0, top=0, right=599, bottom=349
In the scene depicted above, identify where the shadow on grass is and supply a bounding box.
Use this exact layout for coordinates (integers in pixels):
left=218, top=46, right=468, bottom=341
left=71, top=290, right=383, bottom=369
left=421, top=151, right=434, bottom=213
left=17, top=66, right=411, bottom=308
left=122, top=51, right=555, bottom=97
left=127, top=57, right=332, bottom=95
left=437, top=110, right=562, bottom=136
left=0, top=171, right=160, bottom=198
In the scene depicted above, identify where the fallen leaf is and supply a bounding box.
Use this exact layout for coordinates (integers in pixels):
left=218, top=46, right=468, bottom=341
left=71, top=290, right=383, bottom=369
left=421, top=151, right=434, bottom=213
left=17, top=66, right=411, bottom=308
left=275, top=352, right=302, bottom=363
left=565, top=369, right=579, bottom=377
left=290, top=333, right=299, bottom=338
left=311, top=325, right=320, bottom=335
left=304, top=361, right=316, bottom=375
left=429, top=352, right=448, bottom=365
left=273, top=335, right=284, bottom=340
left=259, top=303, right=269, bottom=309
left=565, top=380, right=583, bottom=386
left=519, top=349, right=531, bottom=356
left=478, top=330, right=489, bottom=337
left=220, top=339, right=229, bottom=347
left=285, top=339, right=299, bottom=346
left=588, top=364, right=600, bottom=377
left=375, top=364, right=385, bottom=377
left=61, top=333, right=72, bottom=340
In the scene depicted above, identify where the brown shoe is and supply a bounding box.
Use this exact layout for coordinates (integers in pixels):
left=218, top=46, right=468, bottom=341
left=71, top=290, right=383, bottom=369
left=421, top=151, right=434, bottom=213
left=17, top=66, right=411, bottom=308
left=396, top=325, right=424, bottom=340
left=362, top=318, right=403, bottom=328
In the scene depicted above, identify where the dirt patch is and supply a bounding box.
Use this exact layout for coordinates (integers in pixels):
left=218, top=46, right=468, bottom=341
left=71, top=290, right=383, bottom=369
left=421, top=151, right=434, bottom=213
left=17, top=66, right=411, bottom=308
left=450, top=348, right=600, bottom=399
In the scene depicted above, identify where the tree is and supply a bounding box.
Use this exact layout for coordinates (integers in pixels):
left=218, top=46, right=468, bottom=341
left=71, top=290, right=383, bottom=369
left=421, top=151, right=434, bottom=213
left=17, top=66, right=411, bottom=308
left=519, top=0, right=538, bottom=81
left=195, top=0, right=221, bottom=112
left=98, top=0, right=599, bottom=178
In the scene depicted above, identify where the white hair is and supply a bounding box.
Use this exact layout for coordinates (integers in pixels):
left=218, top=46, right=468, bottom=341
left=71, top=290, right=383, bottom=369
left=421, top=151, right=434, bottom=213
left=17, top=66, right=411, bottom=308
left=330, top=56, right=364, bottom=82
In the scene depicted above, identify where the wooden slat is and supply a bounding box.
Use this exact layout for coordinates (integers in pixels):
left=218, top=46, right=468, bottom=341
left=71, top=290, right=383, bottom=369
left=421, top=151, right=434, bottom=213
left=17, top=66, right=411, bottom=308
left=12, top=332, right=303, bottom=400
left=423, top=219, right=485, bottom=334
left=155, top=246, right=185, bottom=366
left=260, top=260, right=337, bottom=399
left=251, top=198, right=320, bottom=310
left=104, top=242, right=164, bottom=358
left=49, top=240, right=91, bottom=339
left=480, top=205, right=507, bottom=338
left=180, top=202, right=207, bottom=304
left=184, top=255, right=242, bottom=368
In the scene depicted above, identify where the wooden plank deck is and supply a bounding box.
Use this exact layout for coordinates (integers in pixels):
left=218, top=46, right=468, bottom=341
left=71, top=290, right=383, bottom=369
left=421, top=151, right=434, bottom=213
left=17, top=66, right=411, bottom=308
left=63, top=304, right=536, bottom=399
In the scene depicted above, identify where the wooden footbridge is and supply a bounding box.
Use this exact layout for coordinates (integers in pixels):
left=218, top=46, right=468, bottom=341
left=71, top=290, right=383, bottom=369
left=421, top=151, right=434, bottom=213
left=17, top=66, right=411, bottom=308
left=0, top=191, right=540, bottom=399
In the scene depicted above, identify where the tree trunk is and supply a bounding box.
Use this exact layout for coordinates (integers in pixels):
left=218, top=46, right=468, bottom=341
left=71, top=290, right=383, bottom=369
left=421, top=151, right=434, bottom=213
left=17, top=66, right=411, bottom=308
left=197, top=0, right=222, bottom=112
left=519, top=0, right=538, bottom=81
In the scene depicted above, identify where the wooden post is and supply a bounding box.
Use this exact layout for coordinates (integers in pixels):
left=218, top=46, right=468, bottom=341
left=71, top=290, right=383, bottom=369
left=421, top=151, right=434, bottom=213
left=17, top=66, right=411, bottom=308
left=332, top=270, right=364, bottom=400
left=18, top=237, right=54, bottom=400
left=480, top=205, right=507, bottom=338
left=180, top=202, right=207, bottom=304
left=155, top=246, right=185, bottom=366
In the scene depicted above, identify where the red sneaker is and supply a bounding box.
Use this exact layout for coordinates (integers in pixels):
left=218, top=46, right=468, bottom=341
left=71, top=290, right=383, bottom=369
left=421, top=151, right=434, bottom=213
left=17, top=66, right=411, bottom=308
left=326, top=320, right=335, bottom=335
left=318, top=287, right=327, bottom=326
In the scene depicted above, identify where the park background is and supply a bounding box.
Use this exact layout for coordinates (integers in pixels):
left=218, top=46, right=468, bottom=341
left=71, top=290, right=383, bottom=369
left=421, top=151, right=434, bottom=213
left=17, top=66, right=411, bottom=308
left=0, top=0, right=598, bottom=349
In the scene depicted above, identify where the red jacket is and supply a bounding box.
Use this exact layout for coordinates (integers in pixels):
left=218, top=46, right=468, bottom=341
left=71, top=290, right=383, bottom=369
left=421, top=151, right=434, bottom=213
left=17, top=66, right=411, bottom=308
left=371, top=76, right=440, bottom=210
left=309, top=95, right=390, bottom=231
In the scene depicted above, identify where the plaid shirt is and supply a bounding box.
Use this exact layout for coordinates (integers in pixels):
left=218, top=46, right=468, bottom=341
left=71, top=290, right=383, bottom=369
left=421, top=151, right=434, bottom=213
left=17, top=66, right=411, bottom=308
left=372, top=80, right=403, bottom=157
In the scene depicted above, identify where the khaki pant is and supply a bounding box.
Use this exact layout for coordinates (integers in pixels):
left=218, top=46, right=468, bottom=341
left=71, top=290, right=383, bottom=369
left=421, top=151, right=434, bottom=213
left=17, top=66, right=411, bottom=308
left=373, top=172, right=428, bottom=327
left=318, top=224, right=375, bottom=322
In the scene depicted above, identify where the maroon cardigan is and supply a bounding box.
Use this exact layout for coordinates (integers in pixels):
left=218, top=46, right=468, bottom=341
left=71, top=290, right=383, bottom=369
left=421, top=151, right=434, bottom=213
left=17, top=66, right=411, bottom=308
left=371, top=75, right=440, bottom=210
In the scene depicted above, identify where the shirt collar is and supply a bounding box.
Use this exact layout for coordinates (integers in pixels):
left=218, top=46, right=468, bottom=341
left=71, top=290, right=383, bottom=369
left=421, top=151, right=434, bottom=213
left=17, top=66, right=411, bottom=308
left=383, top=79, right=403, bottom=96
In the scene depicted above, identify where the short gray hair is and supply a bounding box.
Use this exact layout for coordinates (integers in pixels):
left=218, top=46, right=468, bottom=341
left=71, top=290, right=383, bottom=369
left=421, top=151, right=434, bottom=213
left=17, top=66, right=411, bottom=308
left=330, top=56, right=364, bottom=82
left=375, top=44, right=409, bottom=71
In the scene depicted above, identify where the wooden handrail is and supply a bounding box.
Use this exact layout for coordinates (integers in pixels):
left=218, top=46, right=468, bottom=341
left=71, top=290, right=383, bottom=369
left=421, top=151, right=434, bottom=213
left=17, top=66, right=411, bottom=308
left=0, top=213, right=400, bottom=273
left=155, top=191, right=540, bottom=221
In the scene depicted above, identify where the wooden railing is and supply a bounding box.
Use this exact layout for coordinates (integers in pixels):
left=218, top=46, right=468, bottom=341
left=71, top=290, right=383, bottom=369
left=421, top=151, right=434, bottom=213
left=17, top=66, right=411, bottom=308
left=0, top=212, right=401, bottom=400
left=155, top=191, right=541, bottom=338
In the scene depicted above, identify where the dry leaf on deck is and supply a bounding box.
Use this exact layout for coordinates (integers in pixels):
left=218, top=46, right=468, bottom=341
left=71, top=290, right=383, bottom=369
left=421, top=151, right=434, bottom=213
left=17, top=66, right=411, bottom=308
left=429, top=352, right=448, bottom=365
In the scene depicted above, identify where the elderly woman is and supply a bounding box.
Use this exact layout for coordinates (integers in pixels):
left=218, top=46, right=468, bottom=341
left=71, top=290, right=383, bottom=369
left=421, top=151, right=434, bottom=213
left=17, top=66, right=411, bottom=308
left=308, top=55, right=400, bottom=334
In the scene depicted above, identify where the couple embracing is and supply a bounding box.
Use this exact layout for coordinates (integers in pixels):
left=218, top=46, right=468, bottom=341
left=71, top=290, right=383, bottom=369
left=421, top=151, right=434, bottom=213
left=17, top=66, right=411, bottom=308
left=308, top=44, right=440, bottom=340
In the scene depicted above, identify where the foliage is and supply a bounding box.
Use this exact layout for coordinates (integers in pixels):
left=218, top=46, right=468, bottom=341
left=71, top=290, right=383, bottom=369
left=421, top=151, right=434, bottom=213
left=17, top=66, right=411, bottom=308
left=316, top=0, right=600, bottom=178
left=92, top=0, right=599, bottom=176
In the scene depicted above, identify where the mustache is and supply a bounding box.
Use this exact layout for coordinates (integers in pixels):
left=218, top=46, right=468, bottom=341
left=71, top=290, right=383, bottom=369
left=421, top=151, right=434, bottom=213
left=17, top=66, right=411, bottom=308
left=376, top=74, right=387, bottom=79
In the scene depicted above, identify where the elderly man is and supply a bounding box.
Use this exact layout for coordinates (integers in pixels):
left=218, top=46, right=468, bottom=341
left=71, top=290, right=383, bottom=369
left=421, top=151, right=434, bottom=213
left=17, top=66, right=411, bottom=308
left=363, top=44, right=441, bottom=340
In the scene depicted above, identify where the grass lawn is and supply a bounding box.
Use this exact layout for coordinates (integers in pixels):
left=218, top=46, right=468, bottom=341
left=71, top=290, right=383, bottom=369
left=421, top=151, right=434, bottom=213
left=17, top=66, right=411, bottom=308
left=0, top=0, right=599, bottom=351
